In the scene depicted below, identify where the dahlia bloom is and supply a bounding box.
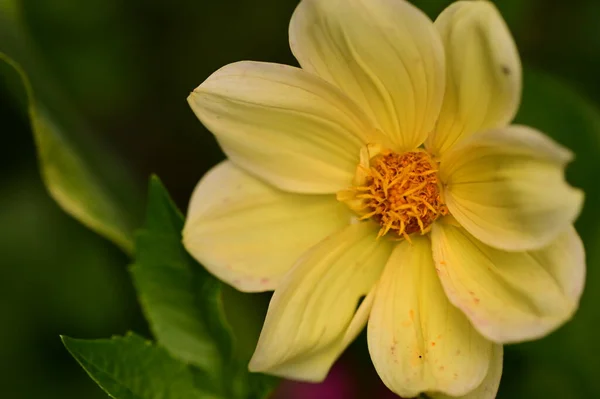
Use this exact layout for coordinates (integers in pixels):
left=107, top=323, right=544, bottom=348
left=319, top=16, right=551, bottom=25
left=183, top=1, right=585, bottom=397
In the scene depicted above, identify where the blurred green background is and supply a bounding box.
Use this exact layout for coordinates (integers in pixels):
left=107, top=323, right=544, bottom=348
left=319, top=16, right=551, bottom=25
left=2, top=0, right=600, bottom=398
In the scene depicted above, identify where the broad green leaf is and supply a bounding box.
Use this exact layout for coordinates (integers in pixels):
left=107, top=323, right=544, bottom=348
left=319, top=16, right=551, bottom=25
left=129, top=176, right=227, bottom=375
left=0, top=0, right=142, bottom=253
left=62, top=333, right=217, bottom=399
left=130, top=177, right=278, bottom=399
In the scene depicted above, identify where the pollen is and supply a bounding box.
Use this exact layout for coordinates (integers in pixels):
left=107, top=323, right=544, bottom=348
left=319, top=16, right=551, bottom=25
left=340, top=150, right=448, bottom=240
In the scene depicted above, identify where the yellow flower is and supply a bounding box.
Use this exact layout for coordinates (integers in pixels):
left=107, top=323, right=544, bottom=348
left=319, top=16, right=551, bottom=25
left=183, top=0, right=585, bottom=398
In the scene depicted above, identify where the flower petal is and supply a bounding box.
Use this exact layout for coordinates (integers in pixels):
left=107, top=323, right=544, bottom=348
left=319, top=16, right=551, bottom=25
left=368, top=237, right=492, bottom=398
left=249, top=222, right=392, bottom=381
left=431, top=222, right=585, bottom=343
left=429, top=345, right=503, bottom=399
left=440, top=125, right=583, bottom=251
left=427, top=1, right=522, bottom=156
left=290, top=0, right=445, bottom=150
left=188, top=61, right=380, bottom=194
left=183, top=161, right=353, bottom=292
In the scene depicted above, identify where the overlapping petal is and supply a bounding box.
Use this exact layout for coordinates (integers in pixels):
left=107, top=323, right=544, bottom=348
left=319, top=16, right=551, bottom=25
left=440, top=126, right=583, bottom=251
left=368, top=237, right=492, bottom=398
left=183, top=161, right=352, bottom=292
left=290, top=0, right=445, bottom=150
left=430, top=345, right=503, bottom=399
left=188, top=61, right=381, bottom=194
left=427, top=1, right=521, bottom=156
left=431, top=222, right=585, bottom=343
left=249, top=222, right=392, bottom=381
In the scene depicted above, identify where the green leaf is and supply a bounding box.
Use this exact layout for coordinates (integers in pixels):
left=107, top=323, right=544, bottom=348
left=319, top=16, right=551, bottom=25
left=129, top=177, right=227, bottom=376
left=0, top=1, right=142, bottom=253
left=62, top=333, right=217, bottom=399
left=130, top=176, right=278, bottom=399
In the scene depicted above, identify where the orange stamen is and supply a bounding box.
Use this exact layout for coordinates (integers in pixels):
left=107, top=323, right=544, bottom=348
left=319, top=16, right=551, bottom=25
left=343, top=150, right=448, bottom=240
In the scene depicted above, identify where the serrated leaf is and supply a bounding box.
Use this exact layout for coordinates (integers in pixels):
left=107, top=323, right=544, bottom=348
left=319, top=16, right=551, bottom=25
left=130, top=177, right=228, bottom=375
left=130, top=177, right=278, bottom=399
left=0, top=1, right=142, bottom=253
left=62, top=333, right=218, bottom=399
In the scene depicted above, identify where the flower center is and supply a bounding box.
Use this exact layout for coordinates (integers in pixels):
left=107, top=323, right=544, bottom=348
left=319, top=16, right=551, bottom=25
left=338, top=148, right=448, bottom=240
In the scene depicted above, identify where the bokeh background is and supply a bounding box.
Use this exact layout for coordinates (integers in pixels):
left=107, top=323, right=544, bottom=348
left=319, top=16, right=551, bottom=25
left=2, top=0, right=600, bottom=398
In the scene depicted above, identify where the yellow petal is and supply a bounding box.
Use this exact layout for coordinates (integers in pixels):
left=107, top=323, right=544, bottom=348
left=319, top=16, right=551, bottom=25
left=429, top=345, right=503, bottom=399
left=431, top=223, right=585, bottom=343
left=368, top=237, right=492, bottom=398
left=427, top=1, right=522, bottom=156
left=249, top=222, right=392, bottom=381
left=290, top=0, right=445, bottom=150
left=183, top=161, right=353, bottom=292
left=188, top=61, right=379, bottom=194
left=440, top=125, right=583, bottom=251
